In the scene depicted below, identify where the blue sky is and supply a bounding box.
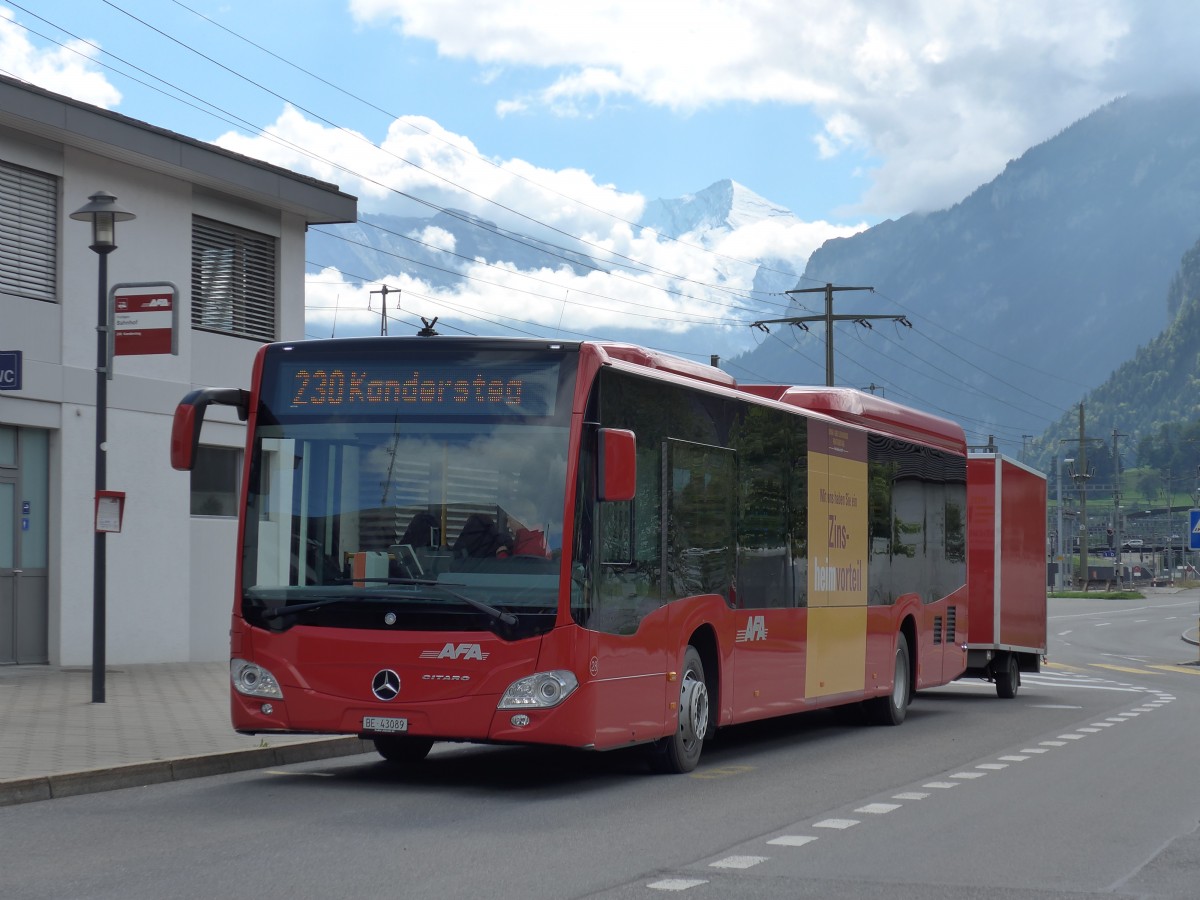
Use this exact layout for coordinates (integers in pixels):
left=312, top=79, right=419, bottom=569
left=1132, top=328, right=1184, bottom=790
left=4, top=0, right=1196, bottom=369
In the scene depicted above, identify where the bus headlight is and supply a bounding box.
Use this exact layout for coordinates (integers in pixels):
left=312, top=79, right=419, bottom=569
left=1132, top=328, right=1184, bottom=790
left=498, top=671, right=578, bottom=709
left=230, top=659, right=283, bottom=698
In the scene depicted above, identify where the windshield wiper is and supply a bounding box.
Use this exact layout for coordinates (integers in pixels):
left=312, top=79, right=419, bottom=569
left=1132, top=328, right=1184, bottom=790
left=435, top=584, right=519, bottom=627
left=261, top=596, right=355, bottom=620
left=258, top=579, right=518, bottom=630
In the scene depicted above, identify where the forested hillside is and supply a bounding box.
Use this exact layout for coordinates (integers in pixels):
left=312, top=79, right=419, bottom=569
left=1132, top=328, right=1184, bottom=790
left=1032, top=236, right=1200, bottom=472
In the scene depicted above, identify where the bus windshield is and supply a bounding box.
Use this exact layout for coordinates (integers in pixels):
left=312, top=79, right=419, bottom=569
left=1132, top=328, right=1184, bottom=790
left=239, top=343, right=576, bottom=636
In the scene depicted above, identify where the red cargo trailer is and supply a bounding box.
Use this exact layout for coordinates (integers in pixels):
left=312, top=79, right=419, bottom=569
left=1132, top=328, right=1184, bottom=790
left=963, top=451, right=1048, bottom=697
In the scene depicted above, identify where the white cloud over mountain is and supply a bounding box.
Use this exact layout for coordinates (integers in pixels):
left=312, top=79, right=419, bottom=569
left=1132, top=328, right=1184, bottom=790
left=348, top=0, right=1175, bottom=215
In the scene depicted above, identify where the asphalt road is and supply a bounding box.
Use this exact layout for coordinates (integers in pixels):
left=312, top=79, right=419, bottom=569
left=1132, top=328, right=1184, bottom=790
left=2, top=595, right=1199, bottom=900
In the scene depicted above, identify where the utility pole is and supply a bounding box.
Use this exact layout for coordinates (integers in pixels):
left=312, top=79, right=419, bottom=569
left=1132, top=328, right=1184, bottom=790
left=1078, top=406, right=1090, bottom=588
left=751, top=283, right=909, bottom=386
left=1060, top=403, right=1103, bottom=589
left=1112, top=428, right=1126, bottom=585
left=370, top=284, right=401, bottom=336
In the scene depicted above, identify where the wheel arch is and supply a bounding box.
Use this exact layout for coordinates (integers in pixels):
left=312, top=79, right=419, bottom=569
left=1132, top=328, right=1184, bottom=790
left=899, top=614, right=917, bottom=702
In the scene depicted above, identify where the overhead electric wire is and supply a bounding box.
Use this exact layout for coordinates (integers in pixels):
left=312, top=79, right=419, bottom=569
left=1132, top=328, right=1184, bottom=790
left=164, top=0, right=810, bottom=290
left=4, top=6, right=794, bottom=330
left=91, top=0, right=801, bottom=313
left=10, top=3, right=1073, bottom=438
left=871, top=286, right=1093, bottom=394
left=311, top=229, right=752, bottom=327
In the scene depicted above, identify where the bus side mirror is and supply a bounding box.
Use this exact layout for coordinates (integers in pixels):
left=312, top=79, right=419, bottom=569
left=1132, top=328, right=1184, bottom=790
left=598, top=428, right=636, bottom=502
left=170, top=387, right=249, bottom=471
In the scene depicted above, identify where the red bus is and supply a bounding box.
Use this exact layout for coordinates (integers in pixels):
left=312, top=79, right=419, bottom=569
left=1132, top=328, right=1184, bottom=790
left=171, top=337, right=975, bottom=773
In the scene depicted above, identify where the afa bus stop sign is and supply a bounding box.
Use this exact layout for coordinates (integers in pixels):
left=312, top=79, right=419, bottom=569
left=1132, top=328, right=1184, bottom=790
left=1190, top=508, right=1200, bottom=551
left=107, top=282, right=179, bottom=377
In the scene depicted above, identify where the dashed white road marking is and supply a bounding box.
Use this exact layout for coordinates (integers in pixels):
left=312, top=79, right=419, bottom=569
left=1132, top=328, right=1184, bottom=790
left=650, top=678, right=1176, bottom=894
left=649, top=878, right=708, bottom=891
left=710, top=856, right=767, bottom=869
left=813, top=818, right=859, bottom=829
left=767, top=835, right=817, bottom=847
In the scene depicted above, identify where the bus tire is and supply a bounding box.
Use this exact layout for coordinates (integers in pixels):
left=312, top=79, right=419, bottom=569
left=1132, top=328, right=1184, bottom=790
left=866, top=632, right=910, bottom=726
left=996, top=653, right=1020, bottom=699
left=373, top=736, right=434, bottom=764
left=649, top=646, right=709, bottom=774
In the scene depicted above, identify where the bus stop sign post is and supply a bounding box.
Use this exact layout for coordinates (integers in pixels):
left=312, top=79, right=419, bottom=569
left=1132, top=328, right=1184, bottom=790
left=1190, top=509, right=1200, bottom=662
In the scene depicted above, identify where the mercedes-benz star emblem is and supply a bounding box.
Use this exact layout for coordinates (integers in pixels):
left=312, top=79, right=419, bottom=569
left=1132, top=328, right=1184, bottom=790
left=371, top=669, right=401, bottom=701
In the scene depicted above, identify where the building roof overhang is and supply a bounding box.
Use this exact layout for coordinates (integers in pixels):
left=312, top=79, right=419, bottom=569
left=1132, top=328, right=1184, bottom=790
left=0, top=74, right=357, bottom=225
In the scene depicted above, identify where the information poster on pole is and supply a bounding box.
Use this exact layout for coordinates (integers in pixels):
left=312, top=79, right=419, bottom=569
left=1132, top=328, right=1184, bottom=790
left=95, top=490, right=125, bottom=533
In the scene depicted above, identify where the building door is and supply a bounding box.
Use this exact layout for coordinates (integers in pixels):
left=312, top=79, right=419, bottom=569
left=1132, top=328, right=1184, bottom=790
left=0, top=426, right=49, bottom=665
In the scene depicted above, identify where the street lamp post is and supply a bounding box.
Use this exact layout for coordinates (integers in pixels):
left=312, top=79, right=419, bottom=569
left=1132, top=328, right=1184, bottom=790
left=70, top=191, right=135, bottom=704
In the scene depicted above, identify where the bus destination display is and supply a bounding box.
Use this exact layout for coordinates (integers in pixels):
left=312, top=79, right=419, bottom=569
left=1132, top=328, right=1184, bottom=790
left=270, top=358, right=561, bottom=417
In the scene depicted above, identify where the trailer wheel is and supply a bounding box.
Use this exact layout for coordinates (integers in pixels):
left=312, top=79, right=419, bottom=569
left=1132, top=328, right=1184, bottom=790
left=866, top=633, right=910, bottom=726
left=649, top=646, right=709, bottom=774
left=373, top=736, right=434, bottom=764
left=996, top=653, right=1020, bottom=699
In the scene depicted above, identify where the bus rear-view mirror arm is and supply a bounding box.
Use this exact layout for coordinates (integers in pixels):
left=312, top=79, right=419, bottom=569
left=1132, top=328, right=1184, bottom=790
left=170, top=387, right=250, bottom=471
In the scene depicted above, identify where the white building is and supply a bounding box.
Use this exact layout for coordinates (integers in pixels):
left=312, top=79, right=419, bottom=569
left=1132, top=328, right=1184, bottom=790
left=0, top=74, right=357, bottom=666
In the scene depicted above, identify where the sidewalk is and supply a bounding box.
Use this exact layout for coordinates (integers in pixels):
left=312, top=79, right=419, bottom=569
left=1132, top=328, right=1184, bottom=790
left=0, top=662, right=371, bottom=808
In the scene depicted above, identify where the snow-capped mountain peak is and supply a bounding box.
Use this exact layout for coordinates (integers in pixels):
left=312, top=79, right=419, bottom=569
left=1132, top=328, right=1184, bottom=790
left=640, top=178, right=796, bottom=238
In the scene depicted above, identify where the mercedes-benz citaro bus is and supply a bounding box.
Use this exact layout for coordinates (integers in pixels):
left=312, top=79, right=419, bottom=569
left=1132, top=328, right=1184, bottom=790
left=171, top=336, right=976, bottom=773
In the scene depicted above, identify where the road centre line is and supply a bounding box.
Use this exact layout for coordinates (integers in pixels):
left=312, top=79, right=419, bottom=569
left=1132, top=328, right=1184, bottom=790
left=813, top=818, right=860, bottom=829
left=767, top=835, right=818, bottom=847
left=710, top=856, right=767, bottom=869
left=648, top=878, right=707, bottom=891
left=855, top=803, right=901, bottom=814
left=653, top=685, right=1169, bottom=894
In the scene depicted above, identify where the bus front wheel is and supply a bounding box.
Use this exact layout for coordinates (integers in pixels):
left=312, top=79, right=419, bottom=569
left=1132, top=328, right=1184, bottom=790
left=649, top=646, right=709, bottom=774
left=373, top=735, right=434, bottom=764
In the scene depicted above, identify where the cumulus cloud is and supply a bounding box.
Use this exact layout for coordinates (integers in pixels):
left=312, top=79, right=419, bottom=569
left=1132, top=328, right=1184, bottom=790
left=217, top=105, right=857, bottom=354
left=347, top=0, right=1165, bottom=214
left=0, top=7, right=121, bottom=108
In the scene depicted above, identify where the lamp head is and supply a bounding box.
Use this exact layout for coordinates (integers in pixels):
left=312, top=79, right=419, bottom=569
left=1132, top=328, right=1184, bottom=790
left=71, top=191, right=136, bottom=254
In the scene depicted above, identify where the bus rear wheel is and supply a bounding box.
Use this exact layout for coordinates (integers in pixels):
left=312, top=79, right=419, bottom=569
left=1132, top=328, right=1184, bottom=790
left=866, top=632, right=910, bottom=726
left=649, top=646, right=709, bottom=774
left=373, top=735, right=434, bottom=764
